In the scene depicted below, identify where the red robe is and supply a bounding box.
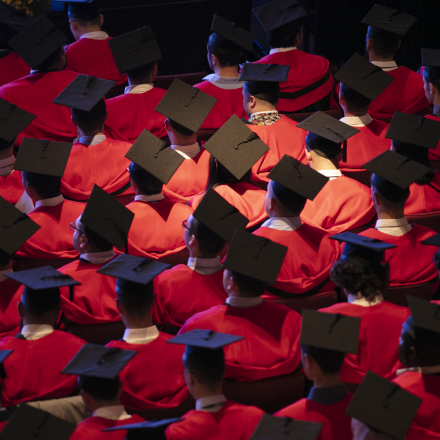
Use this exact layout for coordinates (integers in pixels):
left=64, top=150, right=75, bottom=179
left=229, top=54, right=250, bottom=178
left=165, top=401, right=264, bottom=440
left=194, top=81, right=246, bottom=129
left=253, top=224, right=340, bottom=295
left=61, top=138, right=133, bottom=201
left=0, top=331, right=86, bottom=406
left=106, top=333, right=189, bottom=411
left=105, top=88, right=167, bottom=143
left=275, top=393, right=354, bottom=440
left=179, top=302, right=302, bottom=381
left=0, top=280, right=23, bottom=339
left=300, top=175, right=375, bottom=234
left=404, top=173, right=440, bottom=216
left=190, top=183, right=267, bottom=229
left=425, top=114, right=440, bottom=161
left=0, top=52, right=30, bottom=87
left=0, top=170, right=26, bottom=206
left=0, top=70, right=79, bottom=145
left=319, top=302, right=410, bottom=384
left=16, top=199, right=85, bottom=259
left=152, top=265, right=227, bottom=328
left=126, top=198, right=193, bottom=259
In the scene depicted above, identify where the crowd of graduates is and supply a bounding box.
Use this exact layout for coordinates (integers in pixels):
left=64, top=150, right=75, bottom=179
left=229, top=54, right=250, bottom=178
left=0, top=0, right=439, bottom=439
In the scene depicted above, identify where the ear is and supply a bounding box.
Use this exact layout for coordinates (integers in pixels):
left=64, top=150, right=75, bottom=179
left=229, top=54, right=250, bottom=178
left=17, top=301, right=25, bottom=318
left=152, top=63, right=158, bottom=82
left=59, top=51, right=67, bottom=68
left=71, top=115, right=77, bottom=128
left=79, top=232, right=88, bottom=249
left=339, top=93, right=346, bottom=107
left=99, top=14, right=104, bottom=27
left=305, top=148, right=313, bottom=163
left=70, top=20, right=79, bottom=33
left=366, top=39, right=371, bottom=52
left=115, top=298, right=123, bottom=314
left=164, top=119, right=171, bottom=132
left=249, top=95, right=257, bottom=109
left=295, top=27, right=303, bottom=48
left=397, top=39, right=401, bottom=51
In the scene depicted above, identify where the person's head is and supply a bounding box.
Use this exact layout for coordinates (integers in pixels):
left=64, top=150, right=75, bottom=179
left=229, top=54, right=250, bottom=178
left=68, top=3, right=103, bottom=41
left=128, top=162, right=163, bottom=196
left=0, top=137, right=15, bottom=156
left=242, top=83, right=279, bottom=116
left=305, top=133, right=341, bottom=170
left=339, top=83, right=372, bottom=116
left=207, top=33, right=242, bottom=72
left=222, top=268, right=268, bottom=298
left=22, top=172, right=61, bottom=201
left=126, top=62, right=158, bottom=85
left=0, top=250, right=14, bottom=268
left=71, top=214, right=113, bottom=255
left=164, top=118, right=197, bottom=146
left=35, top=47, right=67, bottom=73
left=300, top=344, right=346, bottom=381
left=265, top=179, right=307, bottom=218
left=366, top=26, right=400, bottom=61
left=78, top=375, right=121, bottom=411
left=370, top=173, right=410, bottom=217
left=207, top=156, right=245, bottom=189
left=423, top=72, right=440, bottom=106
left=18, top=287, right=61, bottom=326
left=267, top=19, right=303, bottom=50
left=71, top=99, right=107, bottom=136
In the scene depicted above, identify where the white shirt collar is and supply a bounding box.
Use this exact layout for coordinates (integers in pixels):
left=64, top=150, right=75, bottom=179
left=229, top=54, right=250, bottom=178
left=347, top=292, right=384, bottom=307
left=261, top=216, right=302, bottom=232
left=269, top=47, right=297, bottom=54
left=171, top=143, right=200, bottom=160
left=339, top=114, right=373, bottom=127
left=21, top=324, right=54, bottom=340
left=226, top=296, right=263, bottom=308
left=124, top=84, right=154, bottom=94
left=196, top=394, right=227, bottom=412
left=77, top=135, right=106, bottom=146
left=0, top=268, right=13, bottom=283
left=371, top=60, right=399, bottom=71
left=79, top=31, right=109, bottom=41
left=35, top=195, right=64, bottom=209
left=250, top=110, right=279, bottom=117
left=15, top=191, right=34, bottom=214
left=134, top=194, right=164, bottom=203
left=317, top=169, right=342, bottom=180
left=92, top=405, right=131, bottom=420
left=123, top=326, right=160, bottom=345
left=396, top=365, right=440, bottom=376
left=202, top=74, right=243, bottom=90
left=375, top=218, right=412, bottom=237
left=0, top=155, right=15, bottom=177
left=80, top=250, right=116, bottom=265
left=187, top=257, right=222, bottom=275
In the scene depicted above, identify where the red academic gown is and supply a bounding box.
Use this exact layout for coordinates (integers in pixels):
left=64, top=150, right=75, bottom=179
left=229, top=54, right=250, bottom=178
left=404, top=173, right=440, bottom=216
left=165, top=401, right=264, bottom=440
left=0, top=331, right=86, bottom=406
left=0, top=70, right=79, bottom=145
left=190, top=183, right=267, bottom=229
left=0, top=52, right=30, bottom=87
left=105, top=88, right=167, bottom=143
left=425, top=114, right=440, bottom=161
left=106, top=333, right=189, bottom=411
left=320, top=302, right=410, bottom=384
left=61, top=138, right=133, bottom=201
left=15, top=199, right=85, bottom=260
left=126, top=198, right=193, bottom=259
left=179, top=301, right=302, bottom=381
left=0, top=170, right=26, bottom=206
left=152, top=266, right=226, bottom=328
left=253, top=224, right=340, bottom=296
left=0, top=280, right=23, bottom=339
left=300, top=175, right=375, bottom=234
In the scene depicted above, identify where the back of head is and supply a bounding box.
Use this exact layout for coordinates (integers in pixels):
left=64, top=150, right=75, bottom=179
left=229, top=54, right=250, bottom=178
left=126, top=62, right=157, bottom=83
left=268, top=19, right=303, bottom=49
left=339, top=83, right=372, bottom=115
left=168, top=118, right=196, bottom=138
left=71, top=99, right=107, bottom=134
left=305, top=133, right=341, bottom=160
left=371, top=173, right=410, bottom=204
left=116, top=279, right=154, bottom=317
left=243, top=81, right=279, bottom=106
left=0, top=137, right=15, bottom=152
left=367, top=26, right=400, bottom=59
left=207, top=156, right=242, bottom=189
left=230, top=270, right=268, bottom=296
left=191, top=217, right=225, bottom=255
left=0, top=249, right=13, bottom=266
left=271, top=180, right=307, bottom=214
left=83, top=225, right=113, bottom=252
left=78, top=375, right=120, bottom=402
left=68, top=2, right=100, bottom=27
left=22, top=171, right=61, bottom=199
left=301, top=345, right=346, bottom=375
left=35, top=48, right=63, bottom=72
left=207, top=33, right=242, bottom=67
left=129, top=162, right=163, bottom=195
left=22, top=287, right=61, bottom=316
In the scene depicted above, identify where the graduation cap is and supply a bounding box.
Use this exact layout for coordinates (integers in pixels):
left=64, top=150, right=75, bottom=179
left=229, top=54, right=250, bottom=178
left=62, top=344, right=136, bottom=379
left=0, top=100, right=36, bottom=143
left=125, top=130, right=184, bottom=185
left=346, top=371, right=422, bottom=440
left=102, top=418, right=183, bottom=440
left=407, top=296, right=440, bottom=336
left=154, top=78, right=217, bottom=133
left=54, top=0, right=100, bottom=22
left=211, top=15, right=253, bottom=53
left=8, top=15, right=67, bottom=70
left=252, top=0, right=308, bottom=33
left=240, top=63, right=290, bottom=97
left=334, top=53, right=394, bottom=101
left=0, top=350, right=12, bottom=379
left=81, top=185, right=134, bottom=251
left=13, top=138, right=72, bottom=177
left=421, top=48, right=440, bottom=82
left=0, top=2, right=34, bottom=49
left=52, top=74, right=115, bottom=112
left=108, top=26, right=163, bottom=75
left=361, top=4, right=416, bottom=36
left=421, top=233, right=440, bottom=247
left=167, top=329, right=243, bottom=350
left=203, top=114, right=269, bottom=181
left=268, top=154, right=329, bottom=201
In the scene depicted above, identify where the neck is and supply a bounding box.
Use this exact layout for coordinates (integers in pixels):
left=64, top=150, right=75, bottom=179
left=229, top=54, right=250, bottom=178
left=169, top=133, right=198, bottom=147
left=250, top=102, right=277, bottom=116
left=123, top=312, right=154, bottom=330
left=79, top=245, right=106, bottom=256
left=87, top=398, right=120, bottom=414
left=213, top=65, right=239, bottom=78
left=192, top=384, right=223, bottom=401
left=376, top=209, right=405, bottom=220
left=188, top=247, right=217, bottom=259
left=368, top=51, right=394, bottom=63
left=76, top=26, right=102, bottom=39
left=77, top=126, right=105, bottom=138
left=342, top=108, right=367, bottom=118
left=313, top=374, right=342, bottom=389
left=309, top=157, right=339, bottom=171
left=127, top=76, right=152, bottom=87
left=22, top=316, right=55, bottom=327
left=433, top=95, right=440, bottom=108
left=0, top=148, right=13, bottom=160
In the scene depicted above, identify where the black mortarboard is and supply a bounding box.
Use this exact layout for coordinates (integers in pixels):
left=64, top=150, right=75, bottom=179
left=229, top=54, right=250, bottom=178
left=252, top=0, right=308, bottom=33
left=203, top=114, right=269, bottom=180
left=268, top=154, right=328, bottom=201
left=300, top=309, right=360, bottom=354
left=193, top=187, right=249, bottom=243
left=0, top=404, right=76, bottom=440
left=8, top=15, right=67, bottom=70
left=421, top=233, right=440, bottom=247
left=346, top=371, right=422, bottom=440
left=52, top=74, right=115, bottom=112
left=211, top=15, right=253, bottom=53
left=0, top=350, right=12, bottom=379
left=167, top=329, right=243, bottom=350
left=407, top=296, right=440, bottom=336
left=155, top=78, right=217, bottom=133
left=62, top=0, right=100, bottom=22
left=125, top=130, right=184, bottom=185
left=361, top=5, right=416, bottom=36
left=421, top=48, right=440, bottom=82
left=13, top=138, right=72, bottom=177
left=108, top=26, right=163, bottom=75
left=62, top=344, right=136, bottom=379
left=223, top=229, right=287, bottom=285
left=103, top=418, right=183, bottom=440
left=334, top=53, right=394, bottom=101
left=0, top=99, right=36, bottom=143
left=0, top=2, right=35, bottom=44
left=240, top=63, right=290, bottom=97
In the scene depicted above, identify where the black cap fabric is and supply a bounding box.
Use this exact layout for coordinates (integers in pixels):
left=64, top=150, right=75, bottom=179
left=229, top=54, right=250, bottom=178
left=81, top=185, right=135, bottom=251
left=125, top=130, right=184, bottom=185
left=422, top=48, right=440, bottom=82
left=0, top=99, right=36, bottom=143
left=268, top=154, right=329, bottom=201
left=211, top=15, right=253, bottom=53
left=223, top=229, right=287, bottom=285
left=167, top=329, right=243, bottom=350
left=52, top=74, right=115, bottom=112
left=62, top=344, right=136, bottom=379
left=346, top=371, right=422, bottom=440
left=407, top=296, right=440, bottom=336
left=334, top=53, right=394, bottom=101
left=300, top=309, right=360, bottom=354
left=421, top=233, right=440, bottom=247
left=13, top=138, right=72, bottom=177
left=103, top=418, right=183, bottom=440
left=108, top=26, right=163, bottom=75
left=203, top=114, right=269, bottom=180
left=8, top=15, right=67, bottom=70
left=252, top=0, right=308, bottom=33
left=361, top=5, right=416, bottom=36
left=239, top=63, right=290, bottom=83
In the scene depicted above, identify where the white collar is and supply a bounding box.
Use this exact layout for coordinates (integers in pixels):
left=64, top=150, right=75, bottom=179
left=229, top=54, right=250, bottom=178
left=171, top=143, right=200, bottom=160
left=269, top=47, right=297, bottom=54
left=187, top=257, right=222, bottom=275
left=124, top=84, right=154, bottom=94
left=250, top=110, right=279, bottom=117
left=35, top=195, right=64, bottom=209
left=396, top=365, right=440, bottom=376
left=21, top=324, right=54, bottom=340
left=202, top=74, right=243, bottom=90
left=196, top=394, right=227, bottom=412
left=80, top=250, right=116, bottom=265
left=123, top=326, right=160, bottom=345
left=0, top=155, right=15, bottom=177
left=371, top=60, right=399, bottom=71
left=317, top=169, right=342, bottom=180
left=226, top=296, right=263, bottom=308
left=79, top=31, right=109, bottom=41
left=261, top=216, right=302, bottom=232
left=347, top=292, right=384, bottom=307
left=375, top=218, right=412, bottom=237
left=92, top=405, right=131, bottom=420
left=339, top=114, right=373, bottom=127
left=77, top=134, right=106, bottom=146
left=134, top=194, right=164, bottom=203
left=0, top=268, right=13, bottom=283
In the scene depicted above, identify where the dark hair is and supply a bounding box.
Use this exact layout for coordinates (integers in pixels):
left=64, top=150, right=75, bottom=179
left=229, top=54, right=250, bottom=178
left=78, top=376, right=120, bottom=401
left=367, top=26, right=400, bottom=59
left=339, top=83, right=371, bottom=114
left=301, top=345, right=346, bottom=375
left=23, top=287, right=61, bottom=315
left=0, top=249, right=13, bottom=266
left=71, top=99, right=107, bottom=134
left=244, top=81, right=279, bottom=106
left=305, top=133, right=341, bottom=160
left=206, top=156, right=242, bottom=189
left=35, top=48, right=64, bottom=72
left=230, top=270, right=268, bottom=296
left=83, top=225, right=113, bottom=252
left=268, top=19, right=303, bottom=49
left=207, top=33, right=242, bottom=67
left=22, top=172, right=61, bottom=199
left=126, top=62, right=157, bottom=81
left=371, top=174, right=410, bottom=204
left=128, top=162, right=163, bottom=196
left=116, top=279, right=154, bottom=316
left=0, top=138, right=14, bottom=152
left=426, top=74, right=440, bottom=94
left=413, top=327, right=440, bottom=364
left=271, top=180, right=307, bottom=214
left=191, top=216, right=225, bottom=255
left=169, top=118, right=195, bottom=137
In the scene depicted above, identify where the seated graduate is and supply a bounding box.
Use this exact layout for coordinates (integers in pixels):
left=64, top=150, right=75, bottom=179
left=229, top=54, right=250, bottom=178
left=13, top=139, right=85, bottom=260
left=276, top=310, right=360, bottom=440
left=253, top=155, right=340, bottom=296
left=298, top=112, right=375, bottom=234
left=53, top=75, right=134, bottom=202
left=98, top=254, right=189, bottom=411
left=0, top=16, right=79, bottom=145
left=179, top=229, right=303, bottom=382
left=105, top=26, right=168, bottom=142
left=193, top=15, right=249, bottom=129
left=319, top=232, right=410, bottom=386
left=252, top=0, right=337, bottom=113
left=360, top=5, right=430, bottom=120
left=63, top=345, right=145, bottom=440
left=0, top=267, right=86, bottom=407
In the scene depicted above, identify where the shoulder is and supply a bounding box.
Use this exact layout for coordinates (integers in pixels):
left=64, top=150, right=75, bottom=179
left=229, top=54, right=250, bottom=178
left=156, top=265, right=193, bottom=282
left=58, top=260, right=82, bottom=273
left=409, top=224, right=438, bottom=237
left=181, top=305, right=226, bottom=328
left=52, top=330, right=87, bottom=345
left=276, top=398, right=307, bottom=417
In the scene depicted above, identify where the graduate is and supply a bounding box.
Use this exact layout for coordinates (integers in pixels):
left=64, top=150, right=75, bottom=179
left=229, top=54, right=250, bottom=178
left=179, top=229, right=303, bottom=382
left=298, top=112, right=375, bottom=234
left=98, top=254, right=189, bottom=411
left=0, top=266, right=86, bottom=406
